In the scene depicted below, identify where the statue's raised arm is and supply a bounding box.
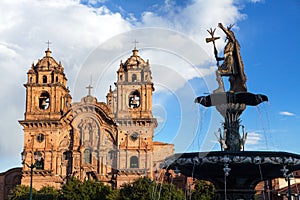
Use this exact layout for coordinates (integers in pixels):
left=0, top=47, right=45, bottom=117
left=218, top=23, right=236, bottom=43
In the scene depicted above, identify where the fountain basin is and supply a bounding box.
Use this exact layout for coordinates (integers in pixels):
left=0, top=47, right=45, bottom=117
left=161, top=151, right=300, bottom=199
left=195, top=92, right=268, bottom=107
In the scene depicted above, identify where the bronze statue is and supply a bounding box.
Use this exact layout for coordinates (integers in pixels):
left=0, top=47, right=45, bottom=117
left=206, top=23, right=247, bottom=93
left=195, top=23, right=268, bottom=151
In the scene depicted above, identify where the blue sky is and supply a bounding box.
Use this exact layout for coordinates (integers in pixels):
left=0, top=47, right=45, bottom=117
left=0, top=0, right=299, bottom=172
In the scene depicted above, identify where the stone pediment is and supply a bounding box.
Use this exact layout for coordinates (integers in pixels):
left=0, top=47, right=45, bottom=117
left=60, top=97, right=116, bottom=133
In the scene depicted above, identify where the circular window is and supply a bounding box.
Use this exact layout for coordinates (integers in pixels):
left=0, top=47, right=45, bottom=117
left=37, top=133, right=45, bottom=143
left=130, top=132, right=139, bottom=141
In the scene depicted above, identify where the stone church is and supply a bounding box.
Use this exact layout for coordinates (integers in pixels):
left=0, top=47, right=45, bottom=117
left=19, top=46, right=174, bottom=189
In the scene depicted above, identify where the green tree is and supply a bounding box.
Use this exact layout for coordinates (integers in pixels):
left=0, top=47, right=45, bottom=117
left=9, top=178, right=115, bottom=200
left=118, top=177, right=184, bottom=200
left=81, top=179, right=113, bottom=200
left=8, top=185, right=37, bottom=200
left=118, top=177, right=153, bottom=200
left=156, top=182, right=184, bottom=200
left=191, top=180, right=215, bottom=200
left=36, top=186, right=62, bottom=200
left=61, top=177, right=114, bottom=200
left=61, top=177, right=83, bottom=200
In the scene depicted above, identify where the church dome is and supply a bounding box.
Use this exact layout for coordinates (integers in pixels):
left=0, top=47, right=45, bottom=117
left=120, top=48, right=147, bottom=71
left=34, top=48, right=64, bottom=72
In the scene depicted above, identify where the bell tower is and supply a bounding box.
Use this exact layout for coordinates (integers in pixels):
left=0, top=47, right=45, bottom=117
left=109, top=47, right=157, bottom=186
left=24, top=47, right=71, bottom=121
left=115, top=48, right=154, bottom=119
left=19, top=47, right=72, bottom=188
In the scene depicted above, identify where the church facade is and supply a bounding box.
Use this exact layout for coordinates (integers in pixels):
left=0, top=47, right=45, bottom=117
left=19, top=47, right=174, bottom=189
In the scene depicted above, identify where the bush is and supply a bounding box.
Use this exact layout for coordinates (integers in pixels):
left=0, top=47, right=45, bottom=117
left=9, top=177, right=187, bottom=200
left=118, top=177, right=184, bottom=200
left=191, top=180, right=215, bottom=200
left=9, top=185, right=37, bottom=200
left=61, top=177, right=114, bottom=200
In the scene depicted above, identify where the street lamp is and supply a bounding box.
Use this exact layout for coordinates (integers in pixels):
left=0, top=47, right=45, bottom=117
left=286, top=175, right=292, bottom=200
left=281, top=165, right=292, bottom=200
left=21, top=150, right=42, bottom=200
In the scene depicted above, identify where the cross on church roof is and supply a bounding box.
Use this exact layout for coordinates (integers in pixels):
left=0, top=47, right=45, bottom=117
left=132, top=39, right=139, bottom=50
left=86, top=75, right=93, bottom=96
left=45, top=40, right=52, bottom=49
left=86, top=84, right=93, bottom=96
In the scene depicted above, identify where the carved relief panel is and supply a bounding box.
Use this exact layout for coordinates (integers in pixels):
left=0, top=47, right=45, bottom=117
left=78, top=117, right=100, bottom=148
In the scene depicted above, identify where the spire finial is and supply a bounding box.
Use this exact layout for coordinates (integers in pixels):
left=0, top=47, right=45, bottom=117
left=86, top=85, right=93, bottom=96
left=46, top=40, right=52, bottom=49
left=132, top=39, right=139, bottom=50
left=86, top=75, right=93, bottom=96
left=45, top=40, right=52, bottom=57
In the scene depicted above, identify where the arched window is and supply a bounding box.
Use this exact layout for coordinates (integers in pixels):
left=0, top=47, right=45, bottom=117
left=39, top=92, right=50, bottom=110
left=120, top=74, right=123, bottom=81
left=51, top=72, right=54, bottom=83
left=29, top=77, right=33, bottom=83
left=63, top=151, right=69, bottom=161
left=130, top=156, right=139, bottom=168
left=56, top=76, right=59, bottom=82
left=132, top=74, right=137, bottom=82
left=84, top=149, right=92, bottom=164
left=36, top=158, right=44, bottom=170
left=42, top=75, right=47, bottom=83
left=129, top=91, right=140, bottom=108
left=34, top=151, right=44, bottom=170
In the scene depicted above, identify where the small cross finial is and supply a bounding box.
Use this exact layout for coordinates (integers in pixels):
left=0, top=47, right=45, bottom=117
left=86, top=75, right=93, bottom=96
left=132, top=39, right=139, bottom=50
left=86, top=85, right=93, bottom=96
left=46, top=40, right=52, bottom=49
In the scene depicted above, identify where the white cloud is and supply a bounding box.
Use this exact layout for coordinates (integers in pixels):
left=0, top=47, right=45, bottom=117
left=249, top=0, right=264, bottom=3
left=279, top=111, right=295, bottom=116
left=139, top=0, right=246, bottom=43
left=84, top=0, right=108, bottom=5
left=246, top=131, right=263, bottom=145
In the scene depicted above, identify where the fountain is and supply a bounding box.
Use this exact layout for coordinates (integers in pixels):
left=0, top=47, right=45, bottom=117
left=161, top=23, right=300, bottom=199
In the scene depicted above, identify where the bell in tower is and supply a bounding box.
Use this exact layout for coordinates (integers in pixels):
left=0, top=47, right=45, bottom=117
left=38, top=91, right=50, bottom=110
